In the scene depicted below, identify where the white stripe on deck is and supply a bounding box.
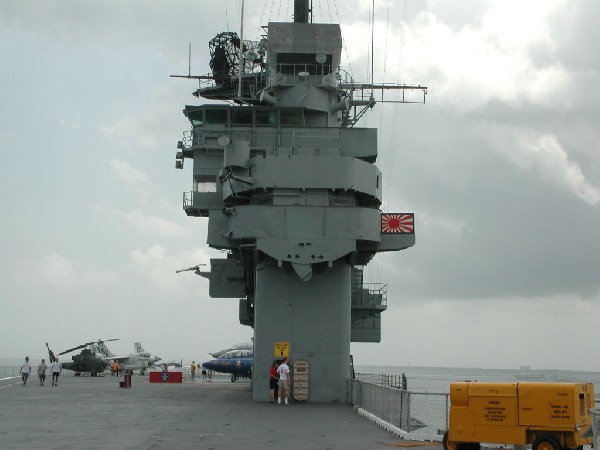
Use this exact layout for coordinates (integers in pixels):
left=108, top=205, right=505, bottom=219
left=0, top=376, right=20, bottom=389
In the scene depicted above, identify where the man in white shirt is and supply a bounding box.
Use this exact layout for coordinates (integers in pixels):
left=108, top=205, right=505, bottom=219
left=37, top=359, right=48, bottom=387
left=19, top=356, right=31, bottom=386
left=276, top=357, right=290, bottom=404
left=51, top=357, right=62, bottom=386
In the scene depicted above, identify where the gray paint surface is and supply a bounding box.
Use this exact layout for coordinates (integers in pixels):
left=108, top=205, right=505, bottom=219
left=176, top=6, right=414, bottom=402
left=0, top=374, right=434, bottom=449
left=253, top=260, right=351, bottom=402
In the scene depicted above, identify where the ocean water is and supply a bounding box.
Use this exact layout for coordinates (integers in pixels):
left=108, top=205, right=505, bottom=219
left=355, top=365, right=600, bottom=394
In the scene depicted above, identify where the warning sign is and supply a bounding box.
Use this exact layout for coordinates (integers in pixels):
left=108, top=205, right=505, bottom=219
left=274, top=342, right=289, bottom=358
left=483, top=406, right=507, bottom=422
left=549, top=403, right=571, bottom=421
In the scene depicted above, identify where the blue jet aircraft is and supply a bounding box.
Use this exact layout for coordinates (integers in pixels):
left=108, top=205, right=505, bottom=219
left=202, top=349, right=253, bottom=382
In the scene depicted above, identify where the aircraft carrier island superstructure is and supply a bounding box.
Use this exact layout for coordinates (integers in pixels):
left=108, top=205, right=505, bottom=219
left=174, top=0, right=423, bottom=402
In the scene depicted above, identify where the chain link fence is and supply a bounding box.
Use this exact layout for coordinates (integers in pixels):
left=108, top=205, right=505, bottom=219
left=591, top=409, right=600, bottom=449
left=348, top=379, right=449, bottom=440
left=409, top=391, right=450, bottom=435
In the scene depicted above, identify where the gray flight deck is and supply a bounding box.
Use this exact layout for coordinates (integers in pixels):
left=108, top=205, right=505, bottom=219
left=0, top=374, right=443, bottom=449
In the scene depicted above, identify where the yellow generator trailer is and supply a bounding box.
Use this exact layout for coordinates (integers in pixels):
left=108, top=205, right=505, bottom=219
left=443, top=382, right=594, bottom=450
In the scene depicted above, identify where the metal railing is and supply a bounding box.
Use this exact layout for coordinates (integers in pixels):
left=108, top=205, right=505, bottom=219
left=0, top=366, right=136, bottom=378
left=0, top=366, right=20, bottom=378
left=1, top=366, right=201, bottom=380
left=348, top=379, right=449, bottom=439
left=354, top=372, right=402, bottom=387
left=349, top=378, right=600, bottom=440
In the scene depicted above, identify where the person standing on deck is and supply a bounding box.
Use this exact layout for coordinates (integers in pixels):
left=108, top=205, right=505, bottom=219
left=19, top=356, right=31, bottom=386
left=276, top=357, right=290, bottom=404
left=37, top=359, right=48, bottom=386
left=269, top=360, right=280, bottom=403
left=51, top=357, right=62, bottom=386
left=191, top=361, right=197, bottom=381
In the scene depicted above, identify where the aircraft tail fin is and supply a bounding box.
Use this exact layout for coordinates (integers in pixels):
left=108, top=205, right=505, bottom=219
left=134, top=342, right=145, bottom=354
left=95, top=341, right=114, bottom=358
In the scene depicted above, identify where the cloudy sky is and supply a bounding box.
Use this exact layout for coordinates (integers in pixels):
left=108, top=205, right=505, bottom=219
left=1, top=0, right=598, bottom=371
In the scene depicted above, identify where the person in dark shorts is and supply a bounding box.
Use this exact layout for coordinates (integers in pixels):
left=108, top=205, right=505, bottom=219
left=37, top=359, right=48, bottom=386
left=19, top=356, right=31, bottom=386
left=51, top=357, right=62, bottom=386
left=269, top=360, right=280, bottom=403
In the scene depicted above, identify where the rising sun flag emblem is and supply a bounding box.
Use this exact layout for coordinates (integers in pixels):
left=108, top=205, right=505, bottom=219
left=381, top=213, right=414, bottom=234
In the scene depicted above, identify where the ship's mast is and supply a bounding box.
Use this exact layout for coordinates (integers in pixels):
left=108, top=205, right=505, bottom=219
left=294, top=0, right=311, bottom=23
left=237, top=0, right=244, bottom=99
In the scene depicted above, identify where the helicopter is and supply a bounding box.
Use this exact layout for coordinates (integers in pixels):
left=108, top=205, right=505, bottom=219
left=46, top=339, right=119, bottom=376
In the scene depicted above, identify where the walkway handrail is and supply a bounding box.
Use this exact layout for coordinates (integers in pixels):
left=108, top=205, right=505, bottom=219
left=348, top=379, right=449, bottom=441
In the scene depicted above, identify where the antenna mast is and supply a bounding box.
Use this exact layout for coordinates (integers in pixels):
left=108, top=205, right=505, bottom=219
left=237, top=0, right=244, bottom=99
left=294, top=0, right=311, bottom=23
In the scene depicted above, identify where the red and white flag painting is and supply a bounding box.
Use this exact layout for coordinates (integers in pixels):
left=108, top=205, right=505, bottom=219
left=381, top=213, right=414, bottom=234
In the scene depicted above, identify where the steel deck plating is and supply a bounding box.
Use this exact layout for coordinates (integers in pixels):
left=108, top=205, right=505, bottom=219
left=0, top=374, right=443, bottom=449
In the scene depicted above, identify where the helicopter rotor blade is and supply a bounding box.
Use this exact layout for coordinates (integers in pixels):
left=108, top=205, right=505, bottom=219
left=97, top=338, right=119, bottom=344
left=79, top=338, right=118, bottom=348
left=57, top=338, right=120, bottom=356
left=58, top=343, right=88, bottom=355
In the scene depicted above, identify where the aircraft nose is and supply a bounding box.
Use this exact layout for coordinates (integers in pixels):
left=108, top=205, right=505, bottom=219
left=202, top=361, right=216, bottom=371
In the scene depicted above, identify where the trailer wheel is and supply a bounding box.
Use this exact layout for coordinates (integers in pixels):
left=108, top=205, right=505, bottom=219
left=533, top=435, right=562, bottom=450
left=443, top=431, right=463, bottom=450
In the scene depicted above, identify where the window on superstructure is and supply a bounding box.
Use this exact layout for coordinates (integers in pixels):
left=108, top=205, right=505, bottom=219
left=280, top=110, right=303, bottom=127
left=231, top=108, right=253, bottom=126
left=255, top=109, right=278, bottom=126
left=276, top=53, right=333, bottom=75
left=187, top=110, right=204, bottom=126
left=205, top=109, right=228, bottom=125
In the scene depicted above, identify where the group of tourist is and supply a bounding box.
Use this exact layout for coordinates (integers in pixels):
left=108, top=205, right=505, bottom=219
left=187, top=361, right=212, bottom=381
left=269, top=357, right=290, bottom=404
left=110, top=361, right=125, bottom=376
left=19, top=356, right=62, bottom=387
left=189, top=361, right=209, bottom=380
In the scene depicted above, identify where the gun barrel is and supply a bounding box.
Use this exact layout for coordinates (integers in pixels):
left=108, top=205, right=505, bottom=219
left=176, top=264, right=206, bottom=273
